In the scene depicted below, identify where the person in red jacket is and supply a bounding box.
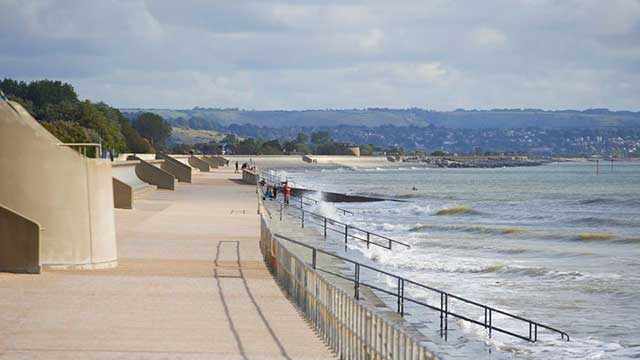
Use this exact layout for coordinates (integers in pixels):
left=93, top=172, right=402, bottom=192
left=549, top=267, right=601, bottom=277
left=283, top=181, right=291, bottom=204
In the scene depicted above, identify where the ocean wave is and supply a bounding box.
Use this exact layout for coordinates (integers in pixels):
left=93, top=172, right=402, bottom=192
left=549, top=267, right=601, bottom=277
left=578, top=197, right=640, bottom=207
left=435, top=206, right=483, bottom=216
left=577, top=233, right=616, bottom=241
left=570, top=216, right=638, bottom=227
left=408, top=261, right=583, bottom=279
left=410, top=223, right=525, bottom=235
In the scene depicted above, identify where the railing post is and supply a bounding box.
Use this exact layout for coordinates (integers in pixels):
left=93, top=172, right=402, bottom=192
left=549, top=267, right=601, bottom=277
left=444, top=293, right=449, bottom=341
left=323, top=217, right=327, bottom=238
left=489, top=308, right=493, bottom=338
left=344, top=224, right=348, bottom=251
left=312, top=248, right=317, bottom=269
left=302, top=210, right=305, bottom=228
left=354, top=263, right=360, bottom=300
left=366, top=232, right=370, bottom=249
left=400, top=279, right=404, bottom=316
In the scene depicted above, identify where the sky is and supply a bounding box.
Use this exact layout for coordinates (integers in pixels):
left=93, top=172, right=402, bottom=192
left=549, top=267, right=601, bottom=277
left=0, top=0, right=639, bottom=110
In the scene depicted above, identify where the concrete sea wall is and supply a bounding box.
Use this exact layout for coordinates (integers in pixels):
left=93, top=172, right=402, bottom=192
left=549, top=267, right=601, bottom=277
left=259, top=206, right=438, bottom=359
left=0, top=204, right=40, bottom=273
left=0, top=100, right=117, bottom=270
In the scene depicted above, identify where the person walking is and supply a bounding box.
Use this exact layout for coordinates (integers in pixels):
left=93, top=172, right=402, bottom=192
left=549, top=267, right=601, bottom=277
left=283, top=181, right=291, bottom=205
left=235, top=161, right=239, bottom=173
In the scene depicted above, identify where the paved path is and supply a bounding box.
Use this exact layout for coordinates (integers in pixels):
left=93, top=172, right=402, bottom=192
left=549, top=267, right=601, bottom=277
left=0, top=168, right=335, bottom=359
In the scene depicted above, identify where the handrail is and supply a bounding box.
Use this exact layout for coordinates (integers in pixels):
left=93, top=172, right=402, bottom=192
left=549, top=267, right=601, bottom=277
left=257, top=169, right=354, bottom=216
left=295, top=194, right=354, bottom=216
left=272, top=232, right=570, bottom=344
left=266, top=195, right=410, bottom=250
left=57, top=142, right=102, bottom=158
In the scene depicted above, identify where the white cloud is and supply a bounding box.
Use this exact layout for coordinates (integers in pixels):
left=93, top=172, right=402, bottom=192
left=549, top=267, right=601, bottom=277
left=359, top=28, right=384, bottom=51
left=469, top=26, right=507, bottom=48
left=0, top=0, right=639, bottom=110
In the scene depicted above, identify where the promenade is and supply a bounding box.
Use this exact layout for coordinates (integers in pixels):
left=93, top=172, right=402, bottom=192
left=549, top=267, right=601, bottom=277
left=0, top=168, right=335, bottom=359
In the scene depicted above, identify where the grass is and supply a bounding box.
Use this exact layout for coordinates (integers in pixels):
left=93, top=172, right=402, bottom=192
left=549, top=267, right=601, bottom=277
left=169, top=127, right=225, bottom=144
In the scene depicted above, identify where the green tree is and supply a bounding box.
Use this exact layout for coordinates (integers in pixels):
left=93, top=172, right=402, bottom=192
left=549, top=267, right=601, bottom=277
left=222, top=133, right=239, bottom=145
left=431, top=150, right=448, bottom=156
left=194, top=141, right=219, bottom=154
left=259, top=139, right=283, bottom=155
left=41, top=121, right=96, bottom=143
left=93, top=103, right=151, bottom=153
left=295, top=132, right=309, bottom=144
left=235, top=138, right=260, bottom=154
left=311, top=131, right=331, bottom=145
left=26, top=79, right=78, bottom=108
left=76, top=101, right=127, bottom=152
left=135, top=112, right=172, bottom=149
left=360, top=144, right=375, bottom=156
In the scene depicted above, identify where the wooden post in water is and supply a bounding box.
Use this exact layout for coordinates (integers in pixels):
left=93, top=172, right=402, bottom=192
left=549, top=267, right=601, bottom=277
left=596, top=159, right=599, bottom=175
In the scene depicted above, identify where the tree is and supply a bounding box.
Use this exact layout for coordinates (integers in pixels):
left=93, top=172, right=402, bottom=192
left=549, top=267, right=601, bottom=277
left=222, top=133, right=239, bottom=145
left=93, top=103, right=151, bottom=153
left=194, top=141, right=219, bottom=154
left=431, top=150, right=448, bottom=156
left=311, top=131, right=331, bottom=145
left=26, top=79, right=78, bottom=108
left=76, top=101, right=127, bottom=152
left=259, top=139, right=283, bottom=155
left=235, top=138, right=260, bottom=154
left=41, top=121, right=98, bottom=144
left=360, top=144, right=375, bottom=156
left=135, top=112, right=172, bottom=149
left=295, top=132, right=309, bottom=144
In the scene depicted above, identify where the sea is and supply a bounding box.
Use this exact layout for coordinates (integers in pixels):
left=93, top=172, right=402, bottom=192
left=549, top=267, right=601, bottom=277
left=274, top=162, right=640, bottom=359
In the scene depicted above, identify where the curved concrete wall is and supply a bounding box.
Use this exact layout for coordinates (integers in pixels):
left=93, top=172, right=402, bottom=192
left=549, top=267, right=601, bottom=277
left=112, top=161, right=157, bottom=193
left=242, top=169, right=259, bottom=185
left=135, top=159, right=175, bottom=190
left=201, top=156, right=220, bottom=169
left=188, top=156, right=210, bottom=172
left=0, top=100, right=117, bottom=270
left=112, top=178, right=133, bottom=209
left=0, top=204, right=40, bottom=273
left=216, top=156, right=230, bottom=166
left=156, top=153, right=192, bottom=183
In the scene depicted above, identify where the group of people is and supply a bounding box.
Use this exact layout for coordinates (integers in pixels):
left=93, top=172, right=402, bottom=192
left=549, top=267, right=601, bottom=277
left=259, top=178, right=291, bottom=204
left=235, top=160, right=256, bottom=173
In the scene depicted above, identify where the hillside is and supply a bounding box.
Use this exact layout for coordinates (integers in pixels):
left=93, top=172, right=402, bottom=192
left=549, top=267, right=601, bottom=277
left=168, top=127, right=225, bottom=145
left=121, top=108, right=640, bottom=130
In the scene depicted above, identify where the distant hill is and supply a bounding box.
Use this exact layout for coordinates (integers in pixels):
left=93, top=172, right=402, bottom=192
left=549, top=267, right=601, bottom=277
left=168, top=127, right=224, bottom=145
left=121, top=107, right=640, bottom=130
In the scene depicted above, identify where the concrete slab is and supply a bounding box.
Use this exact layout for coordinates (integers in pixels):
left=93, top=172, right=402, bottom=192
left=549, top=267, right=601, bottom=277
left=0, top=168, right=335, bottom=360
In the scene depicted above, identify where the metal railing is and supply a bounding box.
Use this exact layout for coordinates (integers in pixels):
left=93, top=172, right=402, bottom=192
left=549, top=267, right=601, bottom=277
left=57, top=143, right=102, bottom=158
left=257, top=169, right=354, bottom=215
left=296, top=194, right=354, bottom=216
left=273, top=232, right=570, bottom=344
left=267, top=195, right=410, bottom=250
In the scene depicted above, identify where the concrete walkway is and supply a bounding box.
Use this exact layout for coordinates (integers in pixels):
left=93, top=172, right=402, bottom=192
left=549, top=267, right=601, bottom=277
left=0, top=168, right=335, bottom=359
